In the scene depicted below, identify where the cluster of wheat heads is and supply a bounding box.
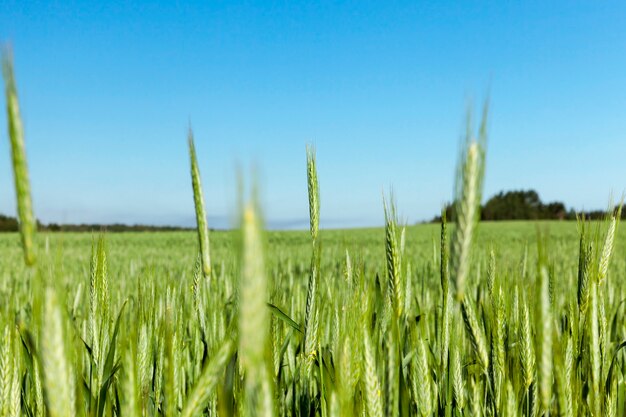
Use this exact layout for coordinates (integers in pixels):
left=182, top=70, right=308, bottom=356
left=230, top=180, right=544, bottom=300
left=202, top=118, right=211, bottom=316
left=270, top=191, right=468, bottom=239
left=2, top=49, right=626, bottom=417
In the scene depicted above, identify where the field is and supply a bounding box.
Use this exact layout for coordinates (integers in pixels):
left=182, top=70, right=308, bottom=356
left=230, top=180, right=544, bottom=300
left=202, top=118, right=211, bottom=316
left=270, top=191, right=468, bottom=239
left=3, top=53, right=626, bottom=417
left=0, top=221, right=615, bottom=290
left=2, top=219, right=626, bottom=417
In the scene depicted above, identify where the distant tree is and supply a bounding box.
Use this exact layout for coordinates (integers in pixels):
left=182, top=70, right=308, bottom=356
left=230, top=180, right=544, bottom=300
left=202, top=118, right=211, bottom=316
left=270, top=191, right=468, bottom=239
left=542, top=202, right=567, bottom=220
left=0, top=214, right=18, bottom=231
left=429, top=189, right=621, bottom=223
left=482, top=190, right=543, bottom=220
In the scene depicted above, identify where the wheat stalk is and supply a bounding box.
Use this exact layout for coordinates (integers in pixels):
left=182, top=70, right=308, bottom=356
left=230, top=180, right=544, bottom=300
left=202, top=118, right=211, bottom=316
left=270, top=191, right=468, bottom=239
left=461, top=298, right=489, bottom=373
left=451, top=342, right=465, bottom=411
left=239, top=201, right=275, bottom=415
left=303, top=145, right=321, bottom=375
left=589, top=282, right=601, bottom=416
left=0, top=326, right=13, bottom=416
left=520, top=298, right=535, bottom=390
left=537, top=266, right=552, bottom=414
left=450, top=103, right=488, bottom=301
left=181, top=339, right=235, bottom=417
left=577, top=220, right=592, bottom=314
left=41, top=287, right=75, bottom=417
left=362, top=323, right=383, bottom=417
left=306, top=144, right=320, bottom=242
left=188, top=129, right=211, bottom=278
left=598, top=204, right=621, bottom=285
left=413, top=338, right=433, bottom=417
left=2, top=48, right=36, bottom=266
left=384, top=195, right=403, bottom=320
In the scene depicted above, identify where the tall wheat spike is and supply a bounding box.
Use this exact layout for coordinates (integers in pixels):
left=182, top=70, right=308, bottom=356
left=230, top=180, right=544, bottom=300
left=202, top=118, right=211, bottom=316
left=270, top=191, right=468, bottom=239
left=451, top=341, right=465, bottom=411
left=470, top=378, right=483, bottom=417
left=2, top=48, right=36, bottom=266
left=555, top=338, right=573, bottom=417
left=384, top=194, right=403, bottom=319
left=381, top=194, right=402, bottom=416
left=450, top=103, right=488, bottom=301
left=303, top=145, right=321, bottom=373
left=0, top=326, right=12, bottom=416
left=33, top=358, right=45, bottom=417
left=440, top=209, right=451, bottom=371
left=537, top=266, right=552, bottom=413
left=122, top=344, right=141, bottom=417
left=337, top=334, right=355, bottom=414
left=362, top=323, right=383, bottom=417
left=589, top=282, right=601, bottom=416
left=486, top=249, right=495, bottom=297
left=577, top=219, right=592, bottom=314
left=239, top=201, right=274, bottom=416
left=41, top=287, right=75, bottom=417
left=413, top=338, right=433, bottom=417
left=598, top=204, right=621, bottom=285
left=492, top=287, right=506, bottom=406
left=519, top=299, right=535, bottom=390
left=10, top=356, right=20, bottom=417
left=505, top=381, right=517, bottom=417
left=461, top=298, right=489, bottom=373
left=306, top=144, right=319, bottom=242
left=188, top=129, right=211, bottom=278
left=385, top=322, right=400, bottom=417
left=138, top=324, right=153, bottom=409
left=181, top=339, right=235, bottom=417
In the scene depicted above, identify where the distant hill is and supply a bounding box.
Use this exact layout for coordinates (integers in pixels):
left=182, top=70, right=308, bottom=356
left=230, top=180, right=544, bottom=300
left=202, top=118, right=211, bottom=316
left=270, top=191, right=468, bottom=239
left=432, top=189, right=624, bottom=222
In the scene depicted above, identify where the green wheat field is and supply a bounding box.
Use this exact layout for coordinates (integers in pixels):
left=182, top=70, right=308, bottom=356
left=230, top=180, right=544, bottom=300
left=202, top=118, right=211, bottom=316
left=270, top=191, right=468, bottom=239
left=2, top=52, right=626, bottom=417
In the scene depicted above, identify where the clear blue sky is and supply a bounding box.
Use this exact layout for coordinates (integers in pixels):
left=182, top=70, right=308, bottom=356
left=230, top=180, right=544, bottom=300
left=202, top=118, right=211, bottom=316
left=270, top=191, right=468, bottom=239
left=1, top=1, right=625, bottom=229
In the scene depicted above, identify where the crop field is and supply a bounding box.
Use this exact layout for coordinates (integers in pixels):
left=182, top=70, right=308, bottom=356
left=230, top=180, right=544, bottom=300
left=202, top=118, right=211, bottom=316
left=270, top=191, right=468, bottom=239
left=2, top=218, right=626, bottom=417
left=3, top=54, right=626, bottom=417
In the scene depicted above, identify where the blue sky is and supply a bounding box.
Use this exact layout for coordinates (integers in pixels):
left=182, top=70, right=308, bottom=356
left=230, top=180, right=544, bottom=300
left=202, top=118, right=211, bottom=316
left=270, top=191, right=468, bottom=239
left=1, top=1, right=625, bottom=228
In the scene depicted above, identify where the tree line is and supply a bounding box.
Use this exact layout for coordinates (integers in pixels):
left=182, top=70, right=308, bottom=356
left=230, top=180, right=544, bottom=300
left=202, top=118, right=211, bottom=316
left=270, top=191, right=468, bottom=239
left=0, top=214, right=192, bottom=232
left=433, top=189, right=625, bottom=222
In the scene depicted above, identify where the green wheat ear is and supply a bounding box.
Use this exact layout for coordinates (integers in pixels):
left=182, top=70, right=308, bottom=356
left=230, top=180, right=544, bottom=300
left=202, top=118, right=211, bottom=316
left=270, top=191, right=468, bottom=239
left=188, top=128, right=211, bottom=278
left=239, top=197, right=275, bottom=416
left=181, top=339, right=235, bottom=417
left=383, top=193, right=403, bottom=319
left=450, top=101, right=488, bottom=302
left=306, top=144, right=319, bottom=242
left=303, top=144, right=321, bottom=376
left=2, top=48, right=36, bottom=266
left=41, top=286, right=76, bottom=417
